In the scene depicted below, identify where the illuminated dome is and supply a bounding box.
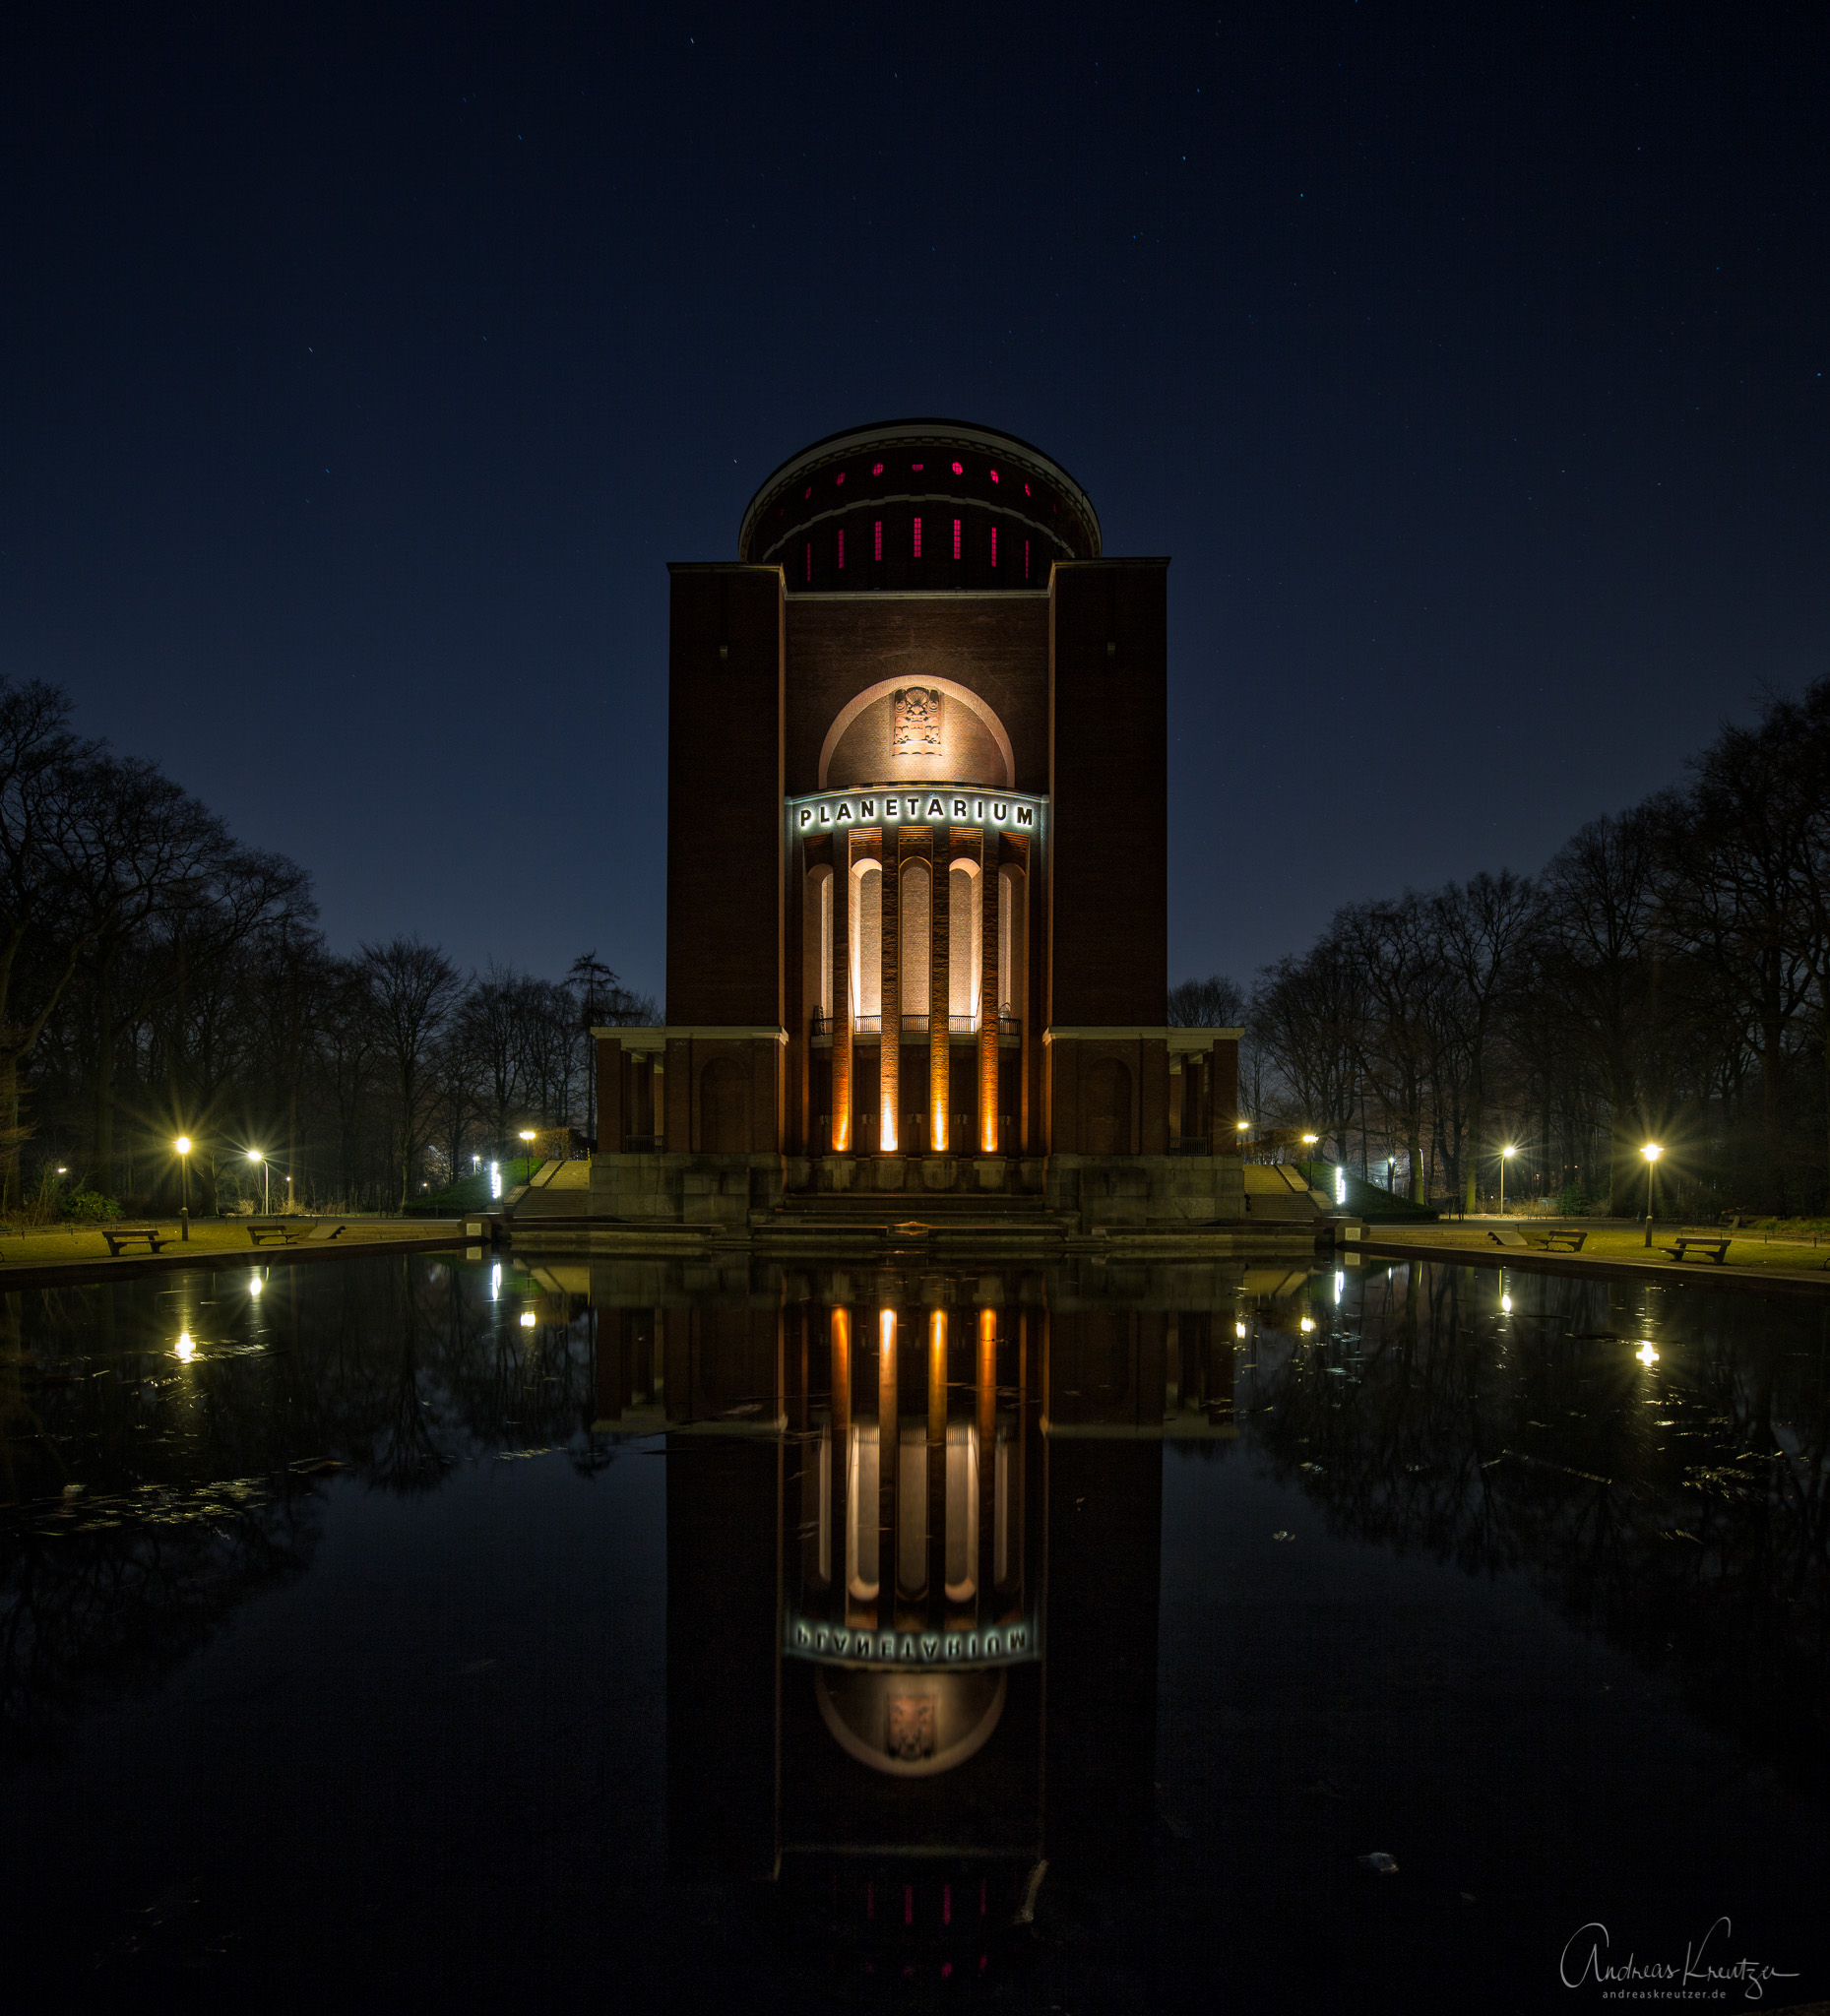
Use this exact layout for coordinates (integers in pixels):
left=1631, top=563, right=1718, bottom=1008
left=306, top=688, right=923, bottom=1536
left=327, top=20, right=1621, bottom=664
left=739, top=418, right=1101, bottom=593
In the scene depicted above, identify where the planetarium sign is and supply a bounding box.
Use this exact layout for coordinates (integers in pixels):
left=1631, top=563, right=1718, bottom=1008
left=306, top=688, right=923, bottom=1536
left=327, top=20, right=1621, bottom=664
left=789, top=787, right=1044, bottom=836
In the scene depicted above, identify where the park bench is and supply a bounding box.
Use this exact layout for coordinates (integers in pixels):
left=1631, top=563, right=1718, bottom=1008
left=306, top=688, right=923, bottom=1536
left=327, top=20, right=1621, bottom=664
left=1660, top=1234, right=1733, bottom=1265
left=247, top=1223, right=307, bottom=1246
left=1534, top=1229, right=1589, bottom=1251
left=102, top=1227, right=170, bottom=1256
left=1485, top=1227, right=1528, bottom=1247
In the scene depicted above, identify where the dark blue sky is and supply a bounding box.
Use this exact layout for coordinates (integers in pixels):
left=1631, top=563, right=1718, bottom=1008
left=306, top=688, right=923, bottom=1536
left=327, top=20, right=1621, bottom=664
left=5, top=3, right=1824, bottom=1004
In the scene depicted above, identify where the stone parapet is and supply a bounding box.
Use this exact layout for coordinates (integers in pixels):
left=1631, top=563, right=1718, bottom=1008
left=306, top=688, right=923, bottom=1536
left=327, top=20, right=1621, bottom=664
left=590, top=1152, right=784, bottom=1228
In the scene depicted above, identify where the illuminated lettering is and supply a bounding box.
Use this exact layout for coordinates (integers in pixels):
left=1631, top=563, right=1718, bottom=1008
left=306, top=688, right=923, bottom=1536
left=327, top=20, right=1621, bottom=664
left=920, top=1633, right=939, bottom=1661
left=944, top=1633, right=963, bottom=1661
left=791, top=788, right=1042, bottom=836
left=795, top=1621, right=812, bottom=1648
left=898, top=1635, right=916, bottom=1660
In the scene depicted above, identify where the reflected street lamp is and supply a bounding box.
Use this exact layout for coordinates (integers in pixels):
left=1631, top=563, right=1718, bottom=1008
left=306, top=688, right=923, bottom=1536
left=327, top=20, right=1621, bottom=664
left=1641, top=1142, right=1662, bottom=1247
left=1499, top=1144, right=1517, bottom=1217
left=174, top=1135, right=192, bottom=1241
left=246, top=1147, right=270, bottom=1216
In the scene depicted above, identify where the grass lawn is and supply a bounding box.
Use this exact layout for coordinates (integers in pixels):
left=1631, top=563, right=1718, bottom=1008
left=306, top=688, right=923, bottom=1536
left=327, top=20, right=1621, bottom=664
left=1392, top=1221, right=1830, bottom=1276
left=0, top=1215, right=465, bottom=1271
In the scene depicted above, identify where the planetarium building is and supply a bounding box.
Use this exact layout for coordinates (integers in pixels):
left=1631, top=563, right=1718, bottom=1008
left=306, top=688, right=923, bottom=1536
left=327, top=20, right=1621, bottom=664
left=587, top=418, right=1253, bottom=1232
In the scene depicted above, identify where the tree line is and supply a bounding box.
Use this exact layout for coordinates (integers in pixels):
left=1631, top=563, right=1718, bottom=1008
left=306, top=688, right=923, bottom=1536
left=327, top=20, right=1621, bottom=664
left=1176, top=678, right=1830, bottom=1218
left=2, top=679, right=653, bottom=1216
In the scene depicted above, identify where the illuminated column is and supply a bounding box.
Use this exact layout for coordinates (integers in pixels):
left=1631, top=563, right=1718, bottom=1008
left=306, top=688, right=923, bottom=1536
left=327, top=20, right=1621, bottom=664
left=929, top=827, right=951, bottom=1153
left=927, top=1306, right=948, bottom=1615
left=977, top=1304, right=997, bottom=1613
left=829, top=1304, right=851, bottom=1623
left=830, top=837, right=852, bottom=1154
left=978, top=832, right=1001, bottom=1153
left=877, top=1306, right=899, bottom=1628
left=880, top=835, right=901, bottom=1153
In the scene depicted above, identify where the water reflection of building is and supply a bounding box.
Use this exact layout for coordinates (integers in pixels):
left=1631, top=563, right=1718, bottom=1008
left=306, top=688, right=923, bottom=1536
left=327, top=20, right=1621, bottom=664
left=587, top=1254, right=1296, bottom=1987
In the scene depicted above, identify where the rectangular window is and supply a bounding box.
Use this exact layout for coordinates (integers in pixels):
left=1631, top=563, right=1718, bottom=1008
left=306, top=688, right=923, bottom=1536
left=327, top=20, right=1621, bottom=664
left=990, top=527, right=998, bottom=567
left=873, top=519, right=882, bottom=561
left=913, top=516, right=922, bottom=558
left=952, top=519, right=962, bottom=560
left=837, top=529, right=845, bottom=569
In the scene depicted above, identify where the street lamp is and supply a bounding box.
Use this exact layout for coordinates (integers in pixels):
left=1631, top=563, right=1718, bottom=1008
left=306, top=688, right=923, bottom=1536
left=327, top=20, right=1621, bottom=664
left=174, top=1135, right=192, bottom=1241
left=1499, top=1144, right=1517, bottom=1216
left=246, top=1148, right=270, bottom=1216
left=1641, top=1142, right=1662, bottom=1247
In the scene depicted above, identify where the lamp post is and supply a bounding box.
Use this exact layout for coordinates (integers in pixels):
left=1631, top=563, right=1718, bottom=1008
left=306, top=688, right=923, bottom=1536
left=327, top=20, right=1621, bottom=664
left=1499, top=1144, right=1516, bottom=1216
left=519, top=1127, right=537, bottom=1179
left=1641, top=1142, right=1662, bottom=1247
left=174, top=1136, right=192, bottom=1241
left=246, top=1147, right=269, bottom=1216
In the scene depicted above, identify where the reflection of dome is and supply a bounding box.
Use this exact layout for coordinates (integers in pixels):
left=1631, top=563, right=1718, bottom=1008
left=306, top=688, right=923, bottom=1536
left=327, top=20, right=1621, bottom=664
left=815, top=1666, right=1007, bottom=1778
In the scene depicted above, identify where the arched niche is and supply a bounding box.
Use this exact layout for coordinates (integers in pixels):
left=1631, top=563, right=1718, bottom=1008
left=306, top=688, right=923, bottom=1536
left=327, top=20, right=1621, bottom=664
left=814, top=1666, right=1008, bottom=1779
left=819, top=677, right=1014, bottom=790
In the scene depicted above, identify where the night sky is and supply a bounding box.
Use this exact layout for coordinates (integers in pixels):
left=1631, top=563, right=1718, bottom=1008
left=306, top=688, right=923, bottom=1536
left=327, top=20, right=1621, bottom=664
left=6, top=5, right=1824, bottom=1004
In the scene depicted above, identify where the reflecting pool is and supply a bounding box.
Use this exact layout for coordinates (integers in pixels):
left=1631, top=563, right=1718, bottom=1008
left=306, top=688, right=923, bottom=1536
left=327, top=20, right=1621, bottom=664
left=3, top=1252, right=1826, bottom=2011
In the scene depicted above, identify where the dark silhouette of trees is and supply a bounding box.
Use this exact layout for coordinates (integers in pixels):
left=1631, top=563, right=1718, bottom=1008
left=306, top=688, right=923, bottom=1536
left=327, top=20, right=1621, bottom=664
left=1186, top=677, right=1830, bottom=1215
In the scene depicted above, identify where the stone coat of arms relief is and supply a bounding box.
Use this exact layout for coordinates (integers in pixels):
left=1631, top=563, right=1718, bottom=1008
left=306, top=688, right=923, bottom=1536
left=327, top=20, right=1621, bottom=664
left=891, top=686, right=943, bottom=760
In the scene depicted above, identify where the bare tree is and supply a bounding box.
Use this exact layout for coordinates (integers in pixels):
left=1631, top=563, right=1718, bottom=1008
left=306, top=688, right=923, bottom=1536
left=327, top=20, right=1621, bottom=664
left=360, top=937, right=462, bottom=1209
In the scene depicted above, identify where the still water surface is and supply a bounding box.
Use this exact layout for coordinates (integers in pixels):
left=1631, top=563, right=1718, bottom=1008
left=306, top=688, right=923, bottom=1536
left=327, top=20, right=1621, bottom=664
left=3, top=1251, right=1825, bottom=2012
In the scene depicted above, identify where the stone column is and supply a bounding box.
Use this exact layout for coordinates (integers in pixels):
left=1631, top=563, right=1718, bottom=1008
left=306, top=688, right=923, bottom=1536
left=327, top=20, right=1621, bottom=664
left=595, top=1035, right=622, bottom=1154
left=978, top=833, right=1002, bottom=1154
left=880, top=834, right=901, bottom=1154
left=976, top=1302, right=997, bottom=1614
left=830, top=836, right=852, bottom=1154
left=929, top=825, right=951, bottom=1153
left=830, top=1304, right=852, bottom=1625
left=926, top=1306, right=947, bottom=1615
left=877, top=1305, right=899, bottom=1631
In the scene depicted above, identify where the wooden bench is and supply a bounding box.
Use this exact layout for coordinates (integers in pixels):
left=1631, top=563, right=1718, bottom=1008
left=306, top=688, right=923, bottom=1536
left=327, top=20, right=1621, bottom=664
left=1661, top=1235, right=1732, bottom=1265
left=1534, top=1229, right=1589, bottom=1251
left=247, top=1223, right=307, bottom=1246
left=102, top=1227, right=169, bottom=1256
left=1485, top=1227, right=1528, bottom=1247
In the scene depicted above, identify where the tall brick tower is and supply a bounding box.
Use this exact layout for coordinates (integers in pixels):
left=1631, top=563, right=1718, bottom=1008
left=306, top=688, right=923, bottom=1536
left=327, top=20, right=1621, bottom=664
left=589, top=419, right=1241, bottom=1229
